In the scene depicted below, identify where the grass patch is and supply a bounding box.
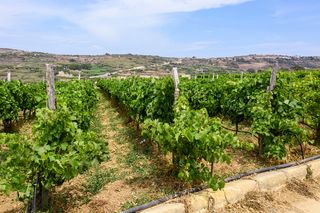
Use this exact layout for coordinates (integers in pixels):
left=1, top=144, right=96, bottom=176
left=91, top=112, right=103, bottom=134
left=123, top=146, right=157, bottom=177
left=84, top=168, right=118, bottom=195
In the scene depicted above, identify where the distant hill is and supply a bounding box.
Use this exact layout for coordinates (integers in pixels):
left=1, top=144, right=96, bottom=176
left=0, top=48, right=319, bottom=82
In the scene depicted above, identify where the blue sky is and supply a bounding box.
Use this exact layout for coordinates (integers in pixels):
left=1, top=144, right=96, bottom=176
left=1, top=0, right=319, bottom=57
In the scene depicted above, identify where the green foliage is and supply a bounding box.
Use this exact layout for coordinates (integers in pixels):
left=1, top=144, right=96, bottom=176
left=32, top=107, right=108, bottom=189
left=0, top=80, right=46, bottom=129
left=179, top=72, right=270, bottom=118
left=20, top=82, right=46, bottom=114
left=56, top=80, right=99, bottom=130
left=0, top=82, right=20, bottom=126
left=285, top=71, right=320, bottom=143
left=0, top=133, right=33, bottom=199
left=0, top=80, right=108, bottom=202
left=249, top=77, right=307, bottom=159
left=143, top=96, right=238, bottom=190
left=180, top=71, right=320, bottom=159
left=97, top=77, right=174, bottom=123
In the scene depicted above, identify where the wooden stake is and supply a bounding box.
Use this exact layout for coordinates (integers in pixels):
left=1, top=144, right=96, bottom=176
left=7, top=71, right=11, bottom=81
left=172, top=67, right=180, bottom=104
left=78, top=71, right=81, bottom=80
left=46, top=64, right=56, bottom=110
left=172, top=67, right=180, bottom=168
left=267, top=63, right=278, bottom=92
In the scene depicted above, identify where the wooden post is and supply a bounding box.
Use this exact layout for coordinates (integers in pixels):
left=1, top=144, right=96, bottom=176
left=241, top=71, right=243, bottom=82
left=267, top=63, right=278, bottom=92
left=172, top=67, right=180, bottom=104
left=78, top=71, right=81, bottom=80
left=46, top=64, right=56, bottom=111
left=7, top=71, right=11, bottom=81
left=172, top=67, right=180, bottom=167
left=212, top=72, right=215, bottom=81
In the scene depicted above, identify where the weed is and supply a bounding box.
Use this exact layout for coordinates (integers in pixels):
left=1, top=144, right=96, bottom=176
left=306, top=165, right=313, bottom=179
left=123, top=148, right=157, bottom=177
left=84, top=168, right=118, bottom=195
left=91, top=112, right=103, bottom=134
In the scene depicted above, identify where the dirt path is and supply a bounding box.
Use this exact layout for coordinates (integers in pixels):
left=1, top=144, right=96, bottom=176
left=223, top=177, right=320, bottom=213
left=52, top=92, right=180, bottom=213
left=70, top=93, right=141, bottom=212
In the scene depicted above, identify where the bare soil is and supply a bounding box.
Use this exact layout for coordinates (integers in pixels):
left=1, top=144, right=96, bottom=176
left=0, top=192, right=24, bottom=213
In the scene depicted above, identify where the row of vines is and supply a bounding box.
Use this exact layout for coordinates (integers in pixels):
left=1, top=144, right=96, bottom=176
left=180, top=71, right=320, bottom=158
left=0, top=80, right=45, bottom=130
left=0, top=79, right=108, bottom=211
left=97, top=70, right=320, bottom=190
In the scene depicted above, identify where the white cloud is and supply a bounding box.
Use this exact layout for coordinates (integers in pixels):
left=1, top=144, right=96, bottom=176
left=68, top=0, right=251, bottom=39
left=87, top=0, right=251, bottom=14
left=0, top=0, right=251, bottom=55
left=0, top=0, right=251, bottom=37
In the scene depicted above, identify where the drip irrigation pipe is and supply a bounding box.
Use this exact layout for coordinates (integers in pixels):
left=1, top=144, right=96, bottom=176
left=121, top=154, right=320, bottom=213
left=220, top=125, right=256, bottom=137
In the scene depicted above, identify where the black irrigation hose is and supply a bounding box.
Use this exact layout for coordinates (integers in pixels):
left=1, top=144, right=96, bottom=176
left=221, top=125, right=256, bottom=137
left=121, top=154, right=320, bottom=213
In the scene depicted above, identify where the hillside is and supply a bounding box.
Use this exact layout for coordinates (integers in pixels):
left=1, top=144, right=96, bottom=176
left=1, top=48, right=320, bottom=82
